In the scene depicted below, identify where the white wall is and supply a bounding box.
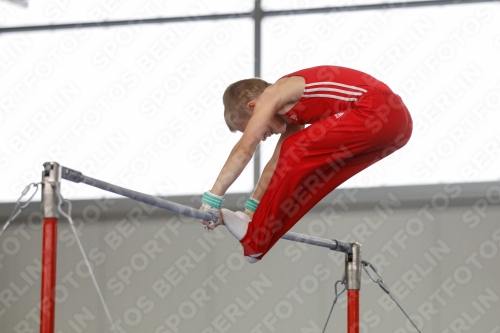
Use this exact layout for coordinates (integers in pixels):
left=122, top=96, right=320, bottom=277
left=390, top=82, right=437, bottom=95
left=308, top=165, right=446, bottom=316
left=1, top=182, right=499, bottom=333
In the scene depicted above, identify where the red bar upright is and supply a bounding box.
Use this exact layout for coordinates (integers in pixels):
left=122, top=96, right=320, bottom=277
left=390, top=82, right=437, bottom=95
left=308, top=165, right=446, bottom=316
left=347, top=289, right=359, bottom=333
left=40, top=218, right=58, bottom=333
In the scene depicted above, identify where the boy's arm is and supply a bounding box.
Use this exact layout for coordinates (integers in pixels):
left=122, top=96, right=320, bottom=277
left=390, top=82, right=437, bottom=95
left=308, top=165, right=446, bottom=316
left=251, top=123, right=304, bottom=202
left=209, top=79, right=302, bottom=196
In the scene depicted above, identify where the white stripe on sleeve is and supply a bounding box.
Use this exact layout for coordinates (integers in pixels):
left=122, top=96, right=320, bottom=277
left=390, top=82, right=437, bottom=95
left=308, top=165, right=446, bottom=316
left=305, top=81, right=367, bottom=92
left=303, top=87, right=363, bottom=96
left=302, top=93, right=359, bottom=101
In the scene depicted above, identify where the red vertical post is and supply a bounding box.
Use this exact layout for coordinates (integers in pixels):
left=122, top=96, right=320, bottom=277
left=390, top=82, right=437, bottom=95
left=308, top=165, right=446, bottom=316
left=347, top=290, right=359, bottom=333
left=345, top=242, right=361, bottom=333
left=40, top=218, right=58, bottom=333
left=40, top=162, right=61, bottom=333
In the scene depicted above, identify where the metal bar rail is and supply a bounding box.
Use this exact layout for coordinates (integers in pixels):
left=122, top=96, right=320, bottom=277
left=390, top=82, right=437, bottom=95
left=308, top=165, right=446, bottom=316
left=60, top=164, right=352, bottom=254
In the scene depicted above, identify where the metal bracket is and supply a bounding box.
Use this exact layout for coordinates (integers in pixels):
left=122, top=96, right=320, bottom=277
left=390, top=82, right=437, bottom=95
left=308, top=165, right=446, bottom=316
left=42, top=162, right=61, bottom=218
left=345, top=242, right=362, bottom=290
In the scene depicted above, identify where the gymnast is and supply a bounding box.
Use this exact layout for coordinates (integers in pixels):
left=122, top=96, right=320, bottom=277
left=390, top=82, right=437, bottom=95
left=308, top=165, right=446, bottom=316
left=200, top=65, right=413, bottom=263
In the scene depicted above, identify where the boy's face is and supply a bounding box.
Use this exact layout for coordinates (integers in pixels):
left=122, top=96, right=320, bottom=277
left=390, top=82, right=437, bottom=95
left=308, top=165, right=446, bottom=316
left=236, top=119, right=250, bottom=133
left=266, top=114, right=287, bottom=140
left=235, top=98, right=287, bottom=140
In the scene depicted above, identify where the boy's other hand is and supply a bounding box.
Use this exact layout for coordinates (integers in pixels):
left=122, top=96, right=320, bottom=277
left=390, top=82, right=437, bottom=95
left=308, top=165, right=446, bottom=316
left=200, top=203, right=223, bottom=230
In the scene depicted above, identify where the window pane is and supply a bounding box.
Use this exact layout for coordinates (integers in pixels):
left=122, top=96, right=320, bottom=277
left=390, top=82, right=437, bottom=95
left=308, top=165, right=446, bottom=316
left=0, top=19, right=254, bottom=202
left=263, top=0, right=440, bottom=11
left=0, top=0, right=253, bottom=28
left=262, top=3, right=500, bottom=187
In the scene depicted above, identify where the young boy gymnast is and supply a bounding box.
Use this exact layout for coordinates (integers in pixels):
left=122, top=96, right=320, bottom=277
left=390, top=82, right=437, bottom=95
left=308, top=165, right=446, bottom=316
left=199, top=65, right=413, bottom=263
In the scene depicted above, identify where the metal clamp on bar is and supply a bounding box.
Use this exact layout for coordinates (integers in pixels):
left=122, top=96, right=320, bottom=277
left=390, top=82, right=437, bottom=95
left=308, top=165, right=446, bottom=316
left=281, top=232, right=353, bottom=253
left=42, top=162, right=61, bottom=218
left=335, top=240, right=353, bottom=254
left=61, top=166, right=84, bottom=183
left=345, top=242, right=362, bottom=290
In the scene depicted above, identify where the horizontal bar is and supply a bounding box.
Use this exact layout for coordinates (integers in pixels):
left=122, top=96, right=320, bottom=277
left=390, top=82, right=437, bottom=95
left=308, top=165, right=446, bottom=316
left=282, top=232, right=352, bottom=253
left=61, top=166, right=216, bottom=222
left=60, top=164, right=352, bottom=253
left=1, top=0, right=497, bottom=34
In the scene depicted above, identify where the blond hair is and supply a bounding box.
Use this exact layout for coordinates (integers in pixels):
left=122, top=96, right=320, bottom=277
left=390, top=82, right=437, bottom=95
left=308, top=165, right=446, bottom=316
left=223, top=78, right=271, bottom=132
